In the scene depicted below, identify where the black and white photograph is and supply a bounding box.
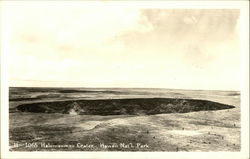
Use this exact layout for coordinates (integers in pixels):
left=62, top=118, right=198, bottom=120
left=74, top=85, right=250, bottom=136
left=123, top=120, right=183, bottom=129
left=0, top=1, right=249, bottom=159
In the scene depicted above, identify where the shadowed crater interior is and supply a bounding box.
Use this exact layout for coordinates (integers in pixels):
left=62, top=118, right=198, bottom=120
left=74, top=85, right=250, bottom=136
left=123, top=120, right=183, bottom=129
left=16, top=98, right=235, bottom=115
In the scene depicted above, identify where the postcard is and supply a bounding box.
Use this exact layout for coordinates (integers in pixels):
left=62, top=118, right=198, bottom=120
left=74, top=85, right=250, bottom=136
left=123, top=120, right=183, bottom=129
left=1, top=1, right=249, bottom=159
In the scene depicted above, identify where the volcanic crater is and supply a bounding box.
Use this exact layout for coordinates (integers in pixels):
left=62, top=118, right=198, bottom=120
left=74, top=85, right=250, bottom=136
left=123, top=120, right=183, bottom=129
left=16, top=98, right=235, bottom=115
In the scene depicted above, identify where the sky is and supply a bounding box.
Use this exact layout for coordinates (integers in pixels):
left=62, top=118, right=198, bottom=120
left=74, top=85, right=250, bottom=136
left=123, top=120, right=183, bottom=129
left=3, top=2, right=241, bottom=90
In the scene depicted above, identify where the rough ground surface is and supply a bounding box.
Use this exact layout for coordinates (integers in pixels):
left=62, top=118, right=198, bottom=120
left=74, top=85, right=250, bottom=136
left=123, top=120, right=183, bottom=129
left=9, top=87, right=240, bottom=151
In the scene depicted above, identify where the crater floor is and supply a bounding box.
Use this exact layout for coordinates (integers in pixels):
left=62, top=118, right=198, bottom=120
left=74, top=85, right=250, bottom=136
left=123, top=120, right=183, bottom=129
left=16, top=98, right=235, bottom=115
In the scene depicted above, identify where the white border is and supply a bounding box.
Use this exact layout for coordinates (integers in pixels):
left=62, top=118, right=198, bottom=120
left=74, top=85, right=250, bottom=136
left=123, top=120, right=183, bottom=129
left=1, top=1, right=249, bottom=159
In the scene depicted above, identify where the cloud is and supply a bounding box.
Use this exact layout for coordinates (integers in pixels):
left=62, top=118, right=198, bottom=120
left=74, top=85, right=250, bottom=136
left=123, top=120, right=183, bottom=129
left=119, top=9, right=239, bottom=45
left=117, top=9, right=240, bottom=67
left=141, top=9, right=239, bottom=40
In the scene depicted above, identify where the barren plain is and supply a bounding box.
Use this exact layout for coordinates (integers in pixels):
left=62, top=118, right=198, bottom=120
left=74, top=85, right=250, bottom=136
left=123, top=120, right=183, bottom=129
left=9, top=87, right=240, bottom=151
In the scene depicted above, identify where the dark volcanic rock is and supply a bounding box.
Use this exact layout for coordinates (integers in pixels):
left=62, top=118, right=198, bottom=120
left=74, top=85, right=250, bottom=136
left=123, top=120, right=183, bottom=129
left=16, top=98, right=235, bottom=115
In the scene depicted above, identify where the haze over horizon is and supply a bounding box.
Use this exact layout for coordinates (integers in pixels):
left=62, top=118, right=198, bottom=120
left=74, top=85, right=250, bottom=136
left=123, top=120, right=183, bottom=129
left=3, top=2, right=240, bottom=90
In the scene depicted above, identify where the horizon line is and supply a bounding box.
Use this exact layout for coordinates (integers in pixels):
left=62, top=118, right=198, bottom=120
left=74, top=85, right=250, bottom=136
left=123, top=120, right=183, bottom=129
left=9, top=86, right=240, bottom=92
